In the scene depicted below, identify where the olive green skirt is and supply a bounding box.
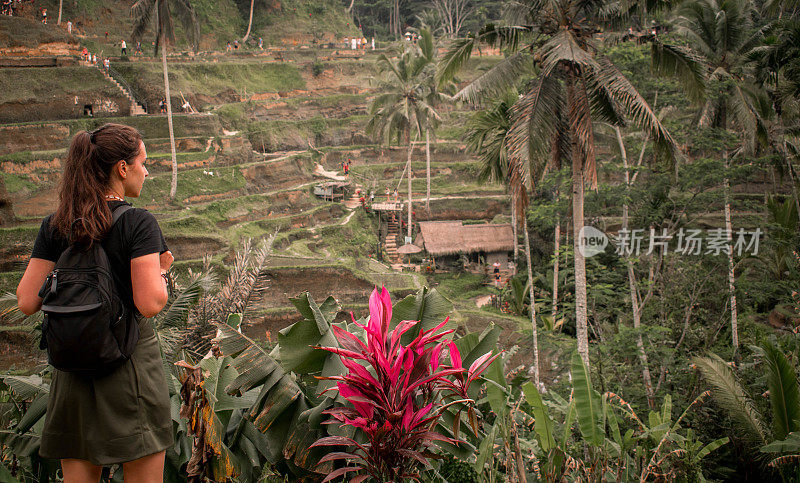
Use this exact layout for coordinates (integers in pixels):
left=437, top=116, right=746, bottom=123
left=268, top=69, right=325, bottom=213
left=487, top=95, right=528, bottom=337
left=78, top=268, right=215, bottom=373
left=39, top=317, right=173, bottom=466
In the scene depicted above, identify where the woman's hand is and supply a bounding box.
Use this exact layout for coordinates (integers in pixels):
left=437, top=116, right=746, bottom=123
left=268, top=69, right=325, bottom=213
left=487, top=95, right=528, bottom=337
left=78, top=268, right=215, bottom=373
left=159, top=250, right=173, bottom=273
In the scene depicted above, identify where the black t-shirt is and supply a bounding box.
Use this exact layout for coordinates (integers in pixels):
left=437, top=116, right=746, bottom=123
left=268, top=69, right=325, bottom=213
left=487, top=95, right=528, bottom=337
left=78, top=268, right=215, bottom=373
left=31, top=201, right=168, bottom=312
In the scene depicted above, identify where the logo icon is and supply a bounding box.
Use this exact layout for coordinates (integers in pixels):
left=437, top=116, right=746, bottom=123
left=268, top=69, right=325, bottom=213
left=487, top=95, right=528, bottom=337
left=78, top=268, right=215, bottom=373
left=579, top=226, right=608, bottom=258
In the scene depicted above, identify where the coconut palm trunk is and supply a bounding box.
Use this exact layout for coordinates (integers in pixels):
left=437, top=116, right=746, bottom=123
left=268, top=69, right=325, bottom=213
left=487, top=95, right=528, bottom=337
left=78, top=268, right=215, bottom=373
left=524, top=221, right=540, bottom=386
left=724, top=152, right=739, bottom=352
left=57, top=0, right=62, bottom=24
left=616, top=126, right=655, bottom=406
left=162, top=40, right=178, bottom=200
left=426, top=127, right=431, bottom=214
left=407, top=135, right=414, bottom=240
left=552, top=220, right=559, bottom=318
left=243, top=0, right=254, bottom=42
left=566, top=72, right=589, bottom=367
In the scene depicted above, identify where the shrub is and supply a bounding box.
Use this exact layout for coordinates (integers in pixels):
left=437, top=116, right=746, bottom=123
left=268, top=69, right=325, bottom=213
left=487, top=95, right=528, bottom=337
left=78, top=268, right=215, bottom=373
left=311, top=287, right=498, bottom=482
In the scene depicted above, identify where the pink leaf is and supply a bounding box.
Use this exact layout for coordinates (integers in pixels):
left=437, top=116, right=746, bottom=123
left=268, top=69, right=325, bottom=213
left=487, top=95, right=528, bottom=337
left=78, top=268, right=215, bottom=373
left=321, top=466, right=363, bottom=482
left=402, top=399, right=414, bottom=431
left=430, top=342, right=442, bottom=372
left=447, top=341, right=462, bottom=369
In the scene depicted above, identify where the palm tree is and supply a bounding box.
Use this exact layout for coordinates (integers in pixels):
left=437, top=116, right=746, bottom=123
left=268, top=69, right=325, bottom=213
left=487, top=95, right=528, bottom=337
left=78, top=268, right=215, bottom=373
left=464, top=89, right=543, bottom=385
left=651, top=0, right=769, bottom=353
left=440, top=0, right=679, bottom=366
left=367, top=48, right=438, bottom=240
left=131, top=0, right=199, bottom=200
left=415, top=28, right=448, bottom=215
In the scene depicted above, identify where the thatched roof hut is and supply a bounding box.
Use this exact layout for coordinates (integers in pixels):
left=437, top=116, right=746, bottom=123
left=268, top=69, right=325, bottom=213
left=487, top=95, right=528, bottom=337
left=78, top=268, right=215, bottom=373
left=418, top=221, right=514, bottom=256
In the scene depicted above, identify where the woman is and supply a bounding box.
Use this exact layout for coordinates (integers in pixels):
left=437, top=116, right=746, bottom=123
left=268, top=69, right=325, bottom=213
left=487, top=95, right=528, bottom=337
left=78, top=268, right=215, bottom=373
left=17, top=123, right=173, bottom=481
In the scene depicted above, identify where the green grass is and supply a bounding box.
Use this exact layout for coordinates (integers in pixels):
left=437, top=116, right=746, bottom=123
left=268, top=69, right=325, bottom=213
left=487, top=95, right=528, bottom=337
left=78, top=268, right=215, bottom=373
left=1, top=173, right=38, bottom=194
left=0, top=225, right=39, bottom=249
left=113, top=62, right=306, bottom=101
left=0, top=67, right=119, bottom=104
left=0, top=15, right=72, bottom=48
left=0, top=149, right=66, bottom=166
left=139, top=165, right=247, bottom=205
left=245, top=114, right=369, bottom=151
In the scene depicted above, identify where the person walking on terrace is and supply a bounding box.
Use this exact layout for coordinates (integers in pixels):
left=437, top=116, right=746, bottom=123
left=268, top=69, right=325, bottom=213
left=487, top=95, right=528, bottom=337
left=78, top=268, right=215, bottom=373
left=121, top=40, right=127, bottom=56
left=16, top=123, right=173, bottom=482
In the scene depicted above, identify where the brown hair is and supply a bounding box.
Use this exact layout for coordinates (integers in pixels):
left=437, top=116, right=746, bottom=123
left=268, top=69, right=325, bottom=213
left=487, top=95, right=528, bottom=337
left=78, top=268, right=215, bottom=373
left=52, top=123, right=143, bottom=244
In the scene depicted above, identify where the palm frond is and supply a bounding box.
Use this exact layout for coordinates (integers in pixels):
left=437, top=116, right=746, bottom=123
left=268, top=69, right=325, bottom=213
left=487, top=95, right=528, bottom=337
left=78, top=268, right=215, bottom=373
left=539, top=29, right=599, bottom=77
left=153, top=269, right=214, bottom=332
left=171, top=0, right=200, bottom=52
left=650, top=41, right=707, bottom=104
left=763, top=341, right=800, bottom=441
left=573, top=74, right=598, bottom=188
left=437, top=36, right=475, bottom=87
left=590, top=55, right=682, bottom=166
left=130, top=0, right=156, bottom=43
left=506, top=73, right=564, bottom=205
left=0, top=292, right=39, bottom=327
left=452, top=50, right=532, bottom=104
left=694, top=353, right=769, bottom=447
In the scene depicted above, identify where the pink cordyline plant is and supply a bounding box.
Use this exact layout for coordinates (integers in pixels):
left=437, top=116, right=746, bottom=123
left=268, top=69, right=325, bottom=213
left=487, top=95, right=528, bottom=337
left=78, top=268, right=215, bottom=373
left=310, top=287, right=499, bottom=482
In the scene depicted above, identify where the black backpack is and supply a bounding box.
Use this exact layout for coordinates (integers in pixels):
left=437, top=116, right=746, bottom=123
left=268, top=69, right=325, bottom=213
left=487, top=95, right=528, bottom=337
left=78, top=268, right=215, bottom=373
left=38, top=204, right=140, bottom=375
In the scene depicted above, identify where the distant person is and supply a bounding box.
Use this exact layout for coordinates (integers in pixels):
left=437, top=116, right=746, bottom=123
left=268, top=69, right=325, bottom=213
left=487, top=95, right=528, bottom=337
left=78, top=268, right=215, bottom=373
left=105, top=31, right=109, bottom=40
left=393, top=188, right=399, bottom=203
left=41, top=7, right=46, bottom=23
left=371, top=37, right=375, bottom=50
left=226, top=41, right=231, bottom=52
left=159, top=98, right=167, bottom=114
left=233, top=40, right=239, bottom=50
left=351, top=37, right=356, bottom=50
left=361, top=36, right=367, bottom=50
left=258, top=37, right=263, bottom=50
left=92, top=53, right=97, bottom=65
left=121, top=40, right=127, bottom=56
left=66, top=20, right=72, bottom=34
left=385, top=187, right=390, bottom=201
left=344, top=37, right=349, bottom=49
left=136, top=41, right=142, bottom=55
left=492, top=262, right=501, bottom=286
left=81, top=47, right=88, bottom=61
left=103, top=58, right=110, bottom=71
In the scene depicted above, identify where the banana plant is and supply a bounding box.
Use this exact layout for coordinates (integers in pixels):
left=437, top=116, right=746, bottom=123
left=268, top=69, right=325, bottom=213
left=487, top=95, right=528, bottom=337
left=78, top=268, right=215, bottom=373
left=0, top=374, right=58, bottom=482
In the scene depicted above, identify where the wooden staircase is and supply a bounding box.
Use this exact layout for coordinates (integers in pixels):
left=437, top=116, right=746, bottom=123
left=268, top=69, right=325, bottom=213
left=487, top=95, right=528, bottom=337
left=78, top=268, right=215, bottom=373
left=385, top=216, right=400, bottom=263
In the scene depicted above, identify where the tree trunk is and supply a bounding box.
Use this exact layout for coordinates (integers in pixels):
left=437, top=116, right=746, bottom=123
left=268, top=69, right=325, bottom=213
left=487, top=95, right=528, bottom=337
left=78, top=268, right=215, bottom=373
left=524, top=221, right=540, bottom=387
left=552, top=220, right=559, bottom=319
left=407, top=139, right=413, bottom=240
left=511, top=194, right=518, bottom=263
left=162, top=40, right=178, bottom=200
left=566, top=72, right=589, bottom=367
left=724, top=152, right=738, bottom=352
left=243, top=0, right=254, bottom=42
left=425, top=127, right=431, bottom=214
left=57, top=0, right=62, bottom=25
left=347, top=0, right=355, bottom=13
left=616, top=126, right=655, bottom=407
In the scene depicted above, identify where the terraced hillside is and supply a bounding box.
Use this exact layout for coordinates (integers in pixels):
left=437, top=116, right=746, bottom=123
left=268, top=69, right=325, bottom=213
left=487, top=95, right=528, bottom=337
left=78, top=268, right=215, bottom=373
left=0, top=39, right=534, bottom=369
left=0, top=16, right=790, bottom=379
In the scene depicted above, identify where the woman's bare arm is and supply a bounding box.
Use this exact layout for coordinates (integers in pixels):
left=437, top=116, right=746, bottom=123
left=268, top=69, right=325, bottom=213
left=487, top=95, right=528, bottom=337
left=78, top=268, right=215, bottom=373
left=17, top=258, right=55, bottom=315
left=131, top=253, right=168, bottom=318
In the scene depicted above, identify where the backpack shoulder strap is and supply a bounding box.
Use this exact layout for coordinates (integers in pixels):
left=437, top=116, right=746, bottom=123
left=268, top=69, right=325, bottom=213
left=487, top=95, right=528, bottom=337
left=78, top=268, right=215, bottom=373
left=111, top=204, right=133, bottom=226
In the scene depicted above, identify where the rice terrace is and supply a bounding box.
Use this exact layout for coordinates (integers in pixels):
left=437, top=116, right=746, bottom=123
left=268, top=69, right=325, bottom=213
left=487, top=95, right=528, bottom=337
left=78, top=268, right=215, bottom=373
left=1, top=0, right=800, bottom=481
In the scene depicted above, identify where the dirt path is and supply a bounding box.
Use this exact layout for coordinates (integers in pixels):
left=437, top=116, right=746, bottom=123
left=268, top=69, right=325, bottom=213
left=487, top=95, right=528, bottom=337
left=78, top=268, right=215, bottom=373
left=314, top=162, right=345, bottom=180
